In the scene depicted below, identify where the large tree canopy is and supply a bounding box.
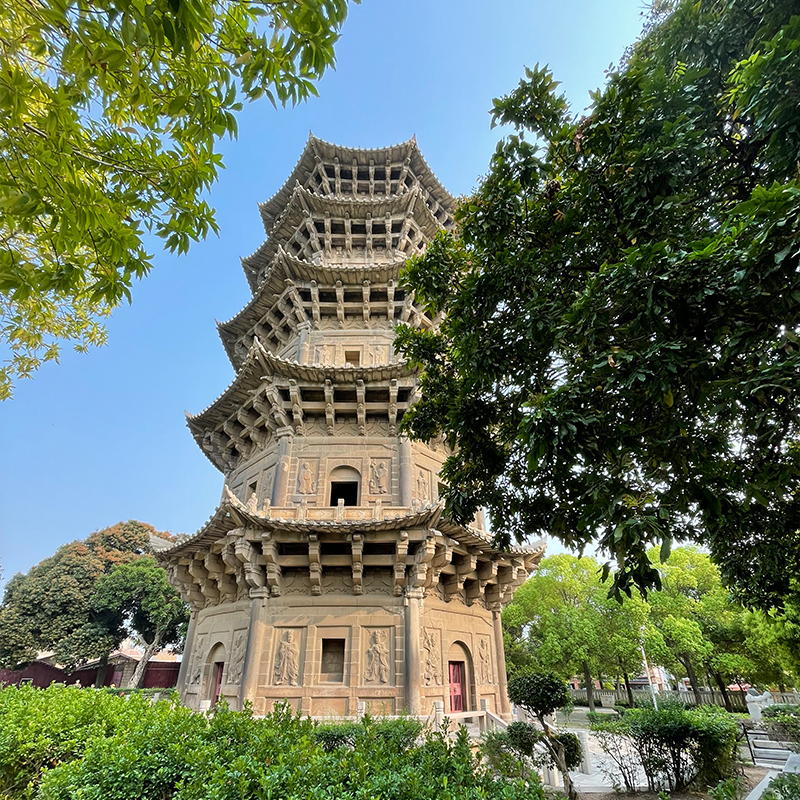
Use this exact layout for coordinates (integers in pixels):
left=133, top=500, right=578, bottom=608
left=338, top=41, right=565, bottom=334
left=396, top=0, right=800, bottom=609
left=0, top=0, right=351, bottom=398
left=0, top=521, right=169, bottom=669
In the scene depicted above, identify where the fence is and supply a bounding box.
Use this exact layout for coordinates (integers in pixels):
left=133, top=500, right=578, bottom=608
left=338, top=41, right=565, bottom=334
left=568, top=687, right=800, bottom=711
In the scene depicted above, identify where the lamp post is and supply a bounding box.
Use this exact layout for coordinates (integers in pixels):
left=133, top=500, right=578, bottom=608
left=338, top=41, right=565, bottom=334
left=641, top=628, right=658, bottom=711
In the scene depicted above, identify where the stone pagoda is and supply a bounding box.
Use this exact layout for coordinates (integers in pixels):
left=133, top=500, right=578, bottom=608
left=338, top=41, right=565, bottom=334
left=155, top=136, right=545, bottom=719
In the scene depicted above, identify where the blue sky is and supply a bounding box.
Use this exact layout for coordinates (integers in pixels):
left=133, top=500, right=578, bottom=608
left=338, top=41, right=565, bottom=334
left=1, top=0, right=645, bottom=588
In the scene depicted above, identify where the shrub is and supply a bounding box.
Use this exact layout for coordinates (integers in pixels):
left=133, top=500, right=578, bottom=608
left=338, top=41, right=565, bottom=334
left=763, top=704, right=800, bottom=753
left=0, top=685, right=544, bottom=800
left=762, top=773, right=800, bottom=800
left=312, top=721, right=363, bottom=751
left=590, top=702, right=738, bottom=792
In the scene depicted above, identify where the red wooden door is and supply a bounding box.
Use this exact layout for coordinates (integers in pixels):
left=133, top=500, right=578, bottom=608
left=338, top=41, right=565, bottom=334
left=449, top=661, right=465, bottom=712
left=212, top=662, right=224, bottom=705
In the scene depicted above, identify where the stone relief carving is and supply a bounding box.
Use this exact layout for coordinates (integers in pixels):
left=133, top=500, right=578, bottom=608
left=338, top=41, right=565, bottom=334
left=228, top=631, right=247, bottom=685
left=297, top=461, right=317, bottom=495
left=364, top=630, right=390, bottom=684
left=368, top=459, right=388, bottom=495
left=317, top=345, right=332, bottom=366
left=364, top=569, right=393, bottom=594
left=477, top=637, right=492, bottom=684
left=422, top=628, right=442, bottom=686
left=368, top=345, right=385, bottom=366
left=189, top=634, right=206, bottom=685
left=274, top=630, right=300, bottom=686
left=416, top=470, right=430, bottom=505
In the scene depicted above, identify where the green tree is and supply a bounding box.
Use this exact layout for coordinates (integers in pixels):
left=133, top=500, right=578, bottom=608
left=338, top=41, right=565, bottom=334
left=0, top=521, right=170, bottom=682
left=507, top=673, right=579, bottom=800
left=504, top=554, right=646, bottom=710
left=0, top=0, right=351, bottom=398
left=91, top=557, right=187, bottom=687
left=396, top=0, right=800, bottom=610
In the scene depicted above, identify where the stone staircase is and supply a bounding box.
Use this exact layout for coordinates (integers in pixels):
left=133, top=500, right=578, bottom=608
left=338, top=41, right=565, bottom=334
left=746, top=729, right=793, bottom=768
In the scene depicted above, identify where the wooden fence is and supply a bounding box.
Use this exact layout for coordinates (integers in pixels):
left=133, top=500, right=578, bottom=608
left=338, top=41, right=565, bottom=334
left=568, top=687, right=800, bottom=711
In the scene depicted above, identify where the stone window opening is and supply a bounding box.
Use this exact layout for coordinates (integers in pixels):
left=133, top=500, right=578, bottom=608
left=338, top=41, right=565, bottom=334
left=330, top=482, right=358, bottom=507
left=320, top=638, right=345, bottom=682
left=344, top=350, right=360, bottom=368
left=329, top=465, right=361, bottom=507
left=248, top=481, right=258, bottom=500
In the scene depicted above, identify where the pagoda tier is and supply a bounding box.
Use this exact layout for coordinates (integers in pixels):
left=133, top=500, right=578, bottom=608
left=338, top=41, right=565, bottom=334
left=158, top=138, right=544, bottom=721
left=160, top=493, right=544, bottom=609
left=187, top=340, right=418, bottom=474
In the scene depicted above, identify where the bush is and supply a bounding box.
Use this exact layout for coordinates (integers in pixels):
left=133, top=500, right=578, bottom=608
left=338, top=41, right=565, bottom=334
left=762, top=773, right=800, bottom=800
left=590, top=702, right=738, bottom=792
left=0, top=685, right=542, bottom=800
left=762, top=704, right=800, bottom=753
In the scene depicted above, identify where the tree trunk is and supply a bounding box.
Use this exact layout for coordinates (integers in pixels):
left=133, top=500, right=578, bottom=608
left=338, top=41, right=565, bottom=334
left=582, top=661, right=595, bottom=712
left=779, top=683, right=786, bottom=694
left=538, top=712, right=581, bottom=800
left=712, top=670, right=733, bottom=712
left=620, top=658, right=634, bottom=707
left=94, top=653, right=109, bottom=688
left=127, top=631, right=163, bottom=689
left=681, top=656, right=703, bottom=706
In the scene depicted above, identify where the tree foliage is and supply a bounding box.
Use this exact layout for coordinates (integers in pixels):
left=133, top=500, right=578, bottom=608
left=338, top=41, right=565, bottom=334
left=396, top=0, right=800, bottom=609
left=91, top=556, right=188, bottom=687
left=0, top=0, right=352, bottom=398
left=505, top=548, right=797, bottom=703
left=0, top=520, right=170, bottom=669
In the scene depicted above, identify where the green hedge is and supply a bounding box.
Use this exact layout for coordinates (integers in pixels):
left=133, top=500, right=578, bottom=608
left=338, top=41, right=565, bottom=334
left=0, top=685, right=542, bottom=800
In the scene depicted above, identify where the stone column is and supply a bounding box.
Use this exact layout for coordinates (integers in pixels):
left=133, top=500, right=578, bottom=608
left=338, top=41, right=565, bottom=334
left=176, top=609, right=198, bottom=699
left=271, top=428, right=294, bottom=506
left=492, top=606, right=512, bottom=718
left=398, top=437, right=412, bottom=507
left=404, top=588, right=423, bottom=715
left=240, top=588, right=269, bottom=709
left=297, top=321, right=312, bottom=364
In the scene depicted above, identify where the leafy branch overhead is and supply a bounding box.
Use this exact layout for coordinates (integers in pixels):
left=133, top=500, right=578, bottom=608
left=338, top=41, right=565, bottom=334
left=0, top=0, right=353, bottom=398
left=396, top=0, right=800, bottom=609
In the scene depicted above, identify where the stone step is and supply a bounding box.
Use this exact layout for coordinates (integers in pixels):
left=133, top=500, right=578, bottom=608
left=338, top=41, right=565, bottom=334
left=753, top=739, right=792, bottom=751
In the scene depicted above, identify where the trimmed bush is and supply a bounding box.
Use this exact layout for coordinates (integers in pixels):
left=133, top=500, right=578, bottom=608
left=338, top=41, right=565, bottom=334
left=0, top=685, right=541, bottom=800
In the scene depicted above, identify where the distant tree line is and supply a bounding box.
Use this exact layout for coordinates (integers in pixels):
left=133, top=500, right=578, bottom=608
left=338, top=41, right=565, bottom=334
left=504, top=547, right=800, bottom=711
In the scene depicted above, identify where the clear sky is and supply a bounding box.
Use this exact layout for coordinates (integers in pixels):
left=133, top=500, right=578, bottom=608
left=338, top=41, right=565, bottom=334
left=1, top=0, right=645, bottom=589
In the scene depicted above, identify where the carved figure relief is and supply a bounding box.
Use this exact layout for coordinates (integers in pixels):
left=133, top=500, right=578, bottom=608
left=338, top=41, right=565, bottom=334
left=368, top=345, right=384, bottom=366
left=364, top=630, right=390, bottom=684
left=422, top=628, right=442, bottom=686
left=477, top=637, right=492, bottom=684
left=317, top=345, right=332, bottom=366
left=297, top=462, right=316, bottom=495
left=369, top=460, right=389, bottom=495
left=416, top=470, right=430, bottom=505
left=274, top=630, right=300, bottom=686
left=189, top=634, right=207, bottom=685
left=228, top=631, right=247, bottom=685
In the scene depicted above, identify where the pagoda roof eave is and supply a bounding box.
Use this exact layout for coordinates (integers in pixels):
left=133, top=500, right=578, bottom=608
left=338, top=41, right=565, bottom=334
left=153, top=497, right=445, bottom=560
left=187, top=342, right=414, bottom=439
left=257, top=134, right=456, bottom=235
left=217, top=250, right=409, bottom=365
left=242, top=184, right=441, bottom=292
left=154, top=493, right=545, bottom=569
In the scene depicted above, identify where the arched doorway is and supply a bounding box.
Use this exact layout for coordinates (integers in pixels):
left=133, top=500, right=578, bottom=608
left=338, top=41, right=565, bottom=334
left=204, top=642, right=227, bottom=706
left=447, top=641, right=474, bottom=713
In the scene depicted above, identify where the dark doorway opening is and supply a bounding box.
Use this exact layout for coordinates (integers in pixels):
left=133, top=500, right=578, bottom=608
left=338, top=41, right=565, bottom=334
left=449, top=661, right=466, bottom=712
left=330, top=482, right=358, bottom=506
left=212, top=662, right=224, bottom=705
